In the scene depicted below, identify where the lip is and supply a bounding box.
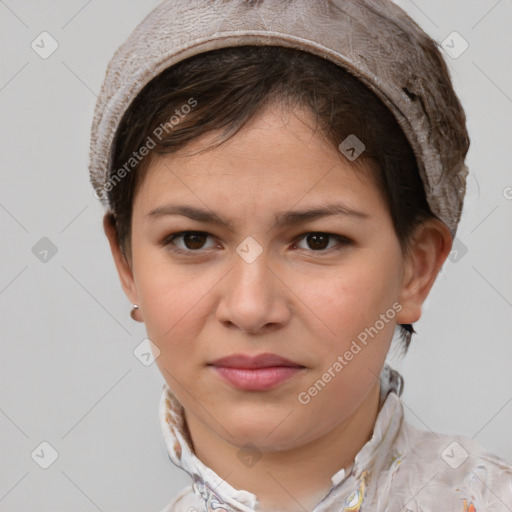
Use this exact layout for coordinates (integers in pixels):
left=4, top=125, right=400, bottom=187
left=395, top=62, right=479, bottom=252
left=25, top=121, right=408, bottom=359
left=208, top=353, right=306, bottom=391
left=209, top=352, right=304, bottom=369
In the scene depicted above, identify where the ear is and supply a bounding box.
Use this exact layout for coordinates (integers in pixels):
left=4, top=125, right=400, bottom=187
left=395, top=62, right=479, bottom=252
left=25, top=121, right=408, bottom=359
left=102, top=212, right=140, bottom=313
left=395, top=218, right=453, bottom=325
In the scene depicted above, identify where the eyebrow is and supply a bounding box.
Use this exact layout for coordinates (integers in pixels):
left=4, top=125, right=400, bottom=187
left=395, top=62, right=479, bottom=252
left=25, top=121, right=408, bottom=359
left=146, top=203, right=370, bottom=230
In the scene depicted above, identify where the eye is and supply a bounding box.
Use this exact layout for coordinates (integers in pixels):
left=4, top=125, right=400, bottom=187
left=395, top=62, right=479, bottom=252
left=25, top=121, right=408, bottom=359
left=161, top=231, right=217, bottom=253
left=160, top=230, right=352, bottom=256
left=294, top=232, right=352, bottom=253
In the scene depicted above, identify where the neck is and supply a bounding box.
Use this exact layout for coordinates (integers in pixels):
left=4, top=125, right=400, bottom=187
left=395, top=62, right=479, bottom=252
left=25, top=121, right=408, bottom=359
left=184, top=380, right=381, bottom=512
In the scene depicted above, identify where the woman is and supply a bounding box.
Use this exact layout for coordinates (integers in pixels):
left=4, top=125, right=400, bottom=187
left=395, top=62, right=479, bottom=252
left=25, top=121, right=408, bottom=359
left=88, top=1, right=512, bottom=510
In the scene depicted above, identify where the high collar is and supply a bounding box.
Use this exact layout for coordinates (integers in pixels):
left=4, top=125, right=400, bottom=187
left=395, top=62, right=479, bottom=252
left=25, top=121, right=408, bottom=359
left=159, top=364, right=404, bottom=512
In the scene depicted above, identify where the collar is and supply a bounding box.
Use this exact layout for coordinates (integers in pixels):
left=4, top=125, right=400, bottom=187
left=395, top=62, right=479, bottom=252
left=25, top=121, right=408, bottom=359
left=159, top=364, right=405, bottom=512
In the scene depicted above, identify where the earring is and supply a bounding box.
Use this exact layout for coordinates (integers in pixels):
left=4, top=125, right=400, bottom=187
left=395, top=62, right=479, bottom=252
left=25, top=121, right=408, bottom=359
left=130, top=304, right=139, bottom=321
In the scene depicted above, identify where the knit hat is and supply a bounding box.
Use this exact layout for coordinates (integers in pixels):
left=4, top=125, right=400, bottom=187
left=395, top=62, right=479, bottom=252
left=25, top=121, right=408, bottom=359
left=88, top=0, right=470, bottom=238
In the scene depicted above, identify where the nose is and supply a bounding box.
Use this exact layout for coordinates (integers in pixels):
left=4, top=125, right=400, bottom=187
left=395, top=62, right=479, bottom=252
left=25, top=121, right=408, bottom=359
left=215, top=243, right=291, bottom=334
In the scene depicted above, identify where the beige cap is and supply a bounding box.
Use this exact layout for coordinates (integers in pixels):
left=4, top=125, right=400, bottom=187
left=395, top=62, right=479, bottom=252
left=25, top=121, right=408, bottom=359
left=89, top=0, right=470, bottom=238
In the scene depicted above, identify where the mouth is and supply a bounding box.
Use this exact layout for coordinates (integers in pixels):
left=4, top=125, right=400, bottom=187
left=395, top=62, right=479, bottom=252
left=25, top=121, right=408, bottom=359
left=209, top=352, right=305, bottom=369
left=208, top=352, right=306, bottom=391
left=210, top=366, right=305, bottom=391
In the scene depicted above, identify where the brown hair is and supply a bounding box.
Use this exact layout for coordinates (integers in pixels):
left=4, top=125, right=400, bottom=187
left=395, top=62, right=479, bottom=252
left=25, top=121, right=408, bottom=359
left=107, top=46, right=437, bottom=351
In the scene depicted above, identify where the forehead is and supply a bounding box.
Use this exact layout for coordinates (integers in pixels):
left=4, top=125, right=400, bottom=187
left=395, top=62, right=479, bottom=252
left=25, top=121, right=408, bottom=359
left=133, top=105, right=383, bottom=217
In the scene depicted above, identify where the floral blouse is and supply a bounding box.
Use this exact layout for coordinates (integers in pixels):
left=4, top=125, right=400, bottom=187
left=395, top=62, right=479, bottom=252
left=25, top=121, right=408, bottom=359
left=158, top=365, right=512, bottom=512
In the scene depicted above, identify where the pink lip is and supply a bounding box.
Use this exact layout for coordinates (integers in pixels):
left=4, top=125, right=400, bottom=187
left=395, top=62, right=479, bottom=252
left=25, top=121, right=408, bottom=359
left=209, top=353, right=306, bottom=391
left=212, top=366, right=304, bottom=391
left=210, top=352, right=303, bottom=369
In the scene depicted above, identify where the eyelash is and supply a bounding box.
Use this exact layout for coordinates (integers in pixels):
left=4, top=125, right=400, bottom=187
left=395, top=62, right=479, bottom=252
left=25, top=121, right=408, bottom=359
left=160, top=231, right=353, bottom=256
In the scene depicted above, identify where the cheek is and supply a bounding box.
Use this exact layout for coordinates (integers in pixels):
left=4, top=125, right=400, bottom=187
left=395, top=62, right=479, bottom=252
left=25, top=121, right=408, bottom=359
left=292, top=263, right=398, bottom=430
left=138, top=273, right=209, bottom=345
left=132, top=250, right=223, bottom=373
left=296, top=254, right=401, bottom=348
left=139, top=273, right=210, bottom=387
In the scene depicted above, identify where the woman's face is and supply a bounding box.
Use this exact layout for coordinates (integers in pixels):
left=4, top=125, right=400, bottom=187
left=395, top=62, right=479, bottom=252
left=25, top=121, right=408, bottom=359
left=125, top=104, right=411, bottom=450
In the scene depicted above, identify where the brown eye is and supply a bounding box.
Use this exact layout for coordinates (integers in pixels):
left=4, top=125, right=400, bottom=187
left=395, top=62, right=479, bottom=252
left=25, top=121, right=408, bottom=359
left=295, top=232, right=351, bottom=253
left=162, top=231, right=216, bottom=253
left=181, top=232, right=208, bottom=250
left=305, top=233, right=330, bottom=250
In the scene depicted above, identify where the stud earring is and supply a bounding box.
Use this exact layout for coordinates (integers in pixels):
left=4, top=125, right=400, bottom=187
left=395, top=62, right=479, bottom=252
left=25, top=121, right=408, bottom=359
left=130, top=304, right=139, bottom=321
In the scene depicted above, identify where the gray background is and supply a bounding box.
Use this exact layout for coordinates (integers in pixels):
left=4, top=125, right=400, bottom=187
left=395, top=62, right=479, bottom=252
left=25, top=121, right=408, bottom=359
left=0, top=1, right=511, bottom=510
